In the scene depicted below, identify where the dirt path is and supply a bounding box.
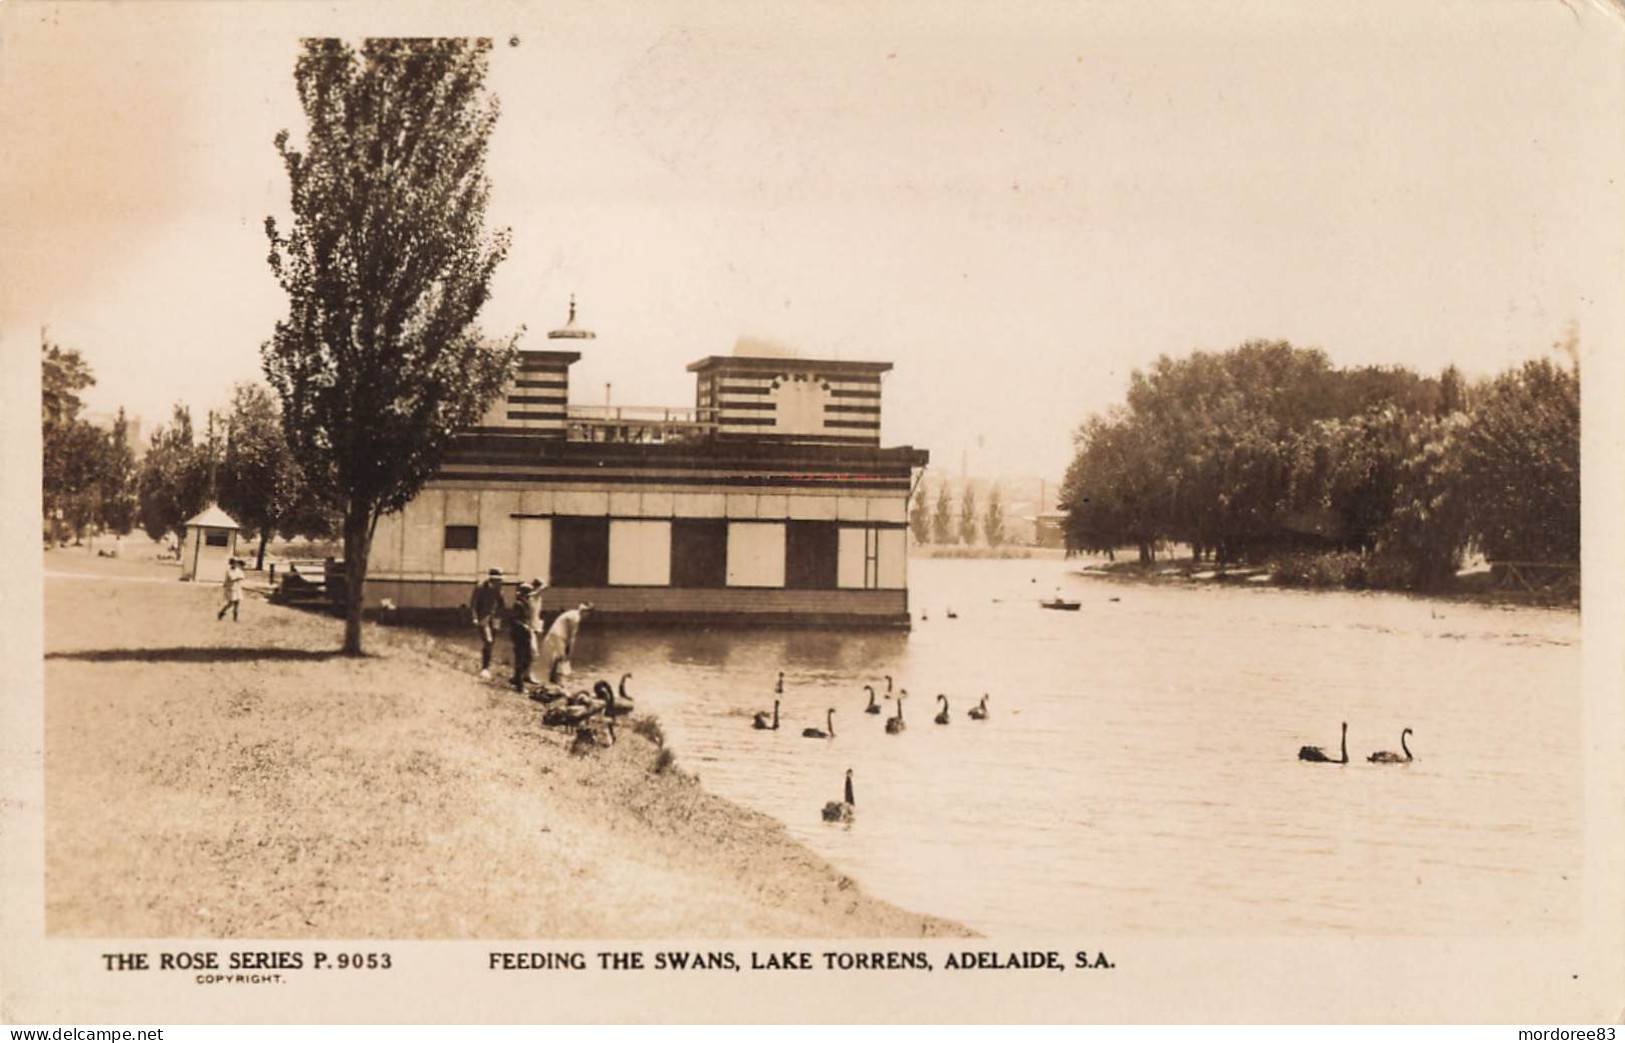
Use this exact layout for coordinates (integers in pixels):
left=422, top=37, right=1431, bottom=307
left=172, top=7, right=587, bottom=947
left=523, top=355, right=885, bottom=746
left=44, top=556, right=967, bottom=938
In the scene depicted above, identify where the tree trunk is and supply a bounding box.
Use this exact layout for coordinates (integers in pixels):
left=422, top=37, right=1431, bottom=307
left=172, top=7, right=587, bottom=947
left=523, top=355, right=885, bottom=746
left=1138, top=541, right=1152, bottom=564
left=341, top=503, right=374, bottom=656
left=256, top=530, right=270, bottom=572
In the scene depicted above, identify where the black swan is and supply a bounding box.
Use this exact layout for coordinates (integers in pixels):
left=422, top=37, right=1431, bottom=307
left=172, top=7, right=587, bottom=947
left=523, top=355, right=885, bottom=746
left=863, top=685, right=882, bottom=715
left=775, top=671, right=785, bottom=695
left=884, top=675, right=894, bottom=696
left=967, top=694, right=988, bottom=721
left=545, top=693, right=600, bottom=728
left=803, top=708, right=836, bottom=739
left=618, top=673, right=635, bottom=705
left=934, top=694, right=950, bottom=725
left=1299, top=722, right=1349, bottom=763
left=594, top=679, right=634, bottom=718
left=1367, top=728, right=1414, bottom=764
left=752, top=699, right=780, bottom=731
left=885, top=692, right=907, bottom=734
left=822, top=769, right=855, bottom=822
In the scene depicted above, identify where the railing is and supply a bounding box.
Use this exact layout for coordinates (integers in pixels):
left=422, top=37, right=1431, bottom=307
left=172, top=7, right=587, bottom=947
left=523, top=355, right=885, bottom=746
left=565, top=405, right=721, bottom=444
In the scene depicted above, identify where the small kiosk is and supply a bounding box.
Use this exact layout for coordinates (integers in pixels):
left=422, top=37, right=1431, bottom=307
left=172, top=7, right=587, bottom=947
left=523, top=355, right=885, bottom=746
left=179, top=503, right=241, bottom=583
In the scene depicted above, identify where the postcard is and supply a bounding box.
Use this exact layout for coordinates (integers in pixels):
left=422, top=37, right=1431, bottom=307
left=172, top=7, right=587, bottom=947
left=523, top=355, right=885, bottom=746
left=2, top=0, right=1621, bottom=1025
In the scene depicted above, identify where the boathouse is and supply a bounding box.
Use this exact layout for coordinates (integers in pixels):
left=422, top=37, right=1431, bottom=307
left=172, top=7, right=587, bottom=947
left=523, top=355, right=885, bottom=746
left=364, top=303, right=928, bottom=626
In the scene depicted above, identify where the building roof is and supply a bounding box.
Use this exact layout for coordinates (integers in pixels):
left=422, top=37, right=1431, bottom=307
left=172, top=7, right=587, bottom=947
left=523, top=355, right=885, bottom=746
left=182, top=503, right=240, bottom=530
left=686, top=355, right=893, bottom=376
left=547, top=295, right=596, bottom=340
left=517, top=348, right=583, bottom=364
left=443, top=433, right=929, bottom=478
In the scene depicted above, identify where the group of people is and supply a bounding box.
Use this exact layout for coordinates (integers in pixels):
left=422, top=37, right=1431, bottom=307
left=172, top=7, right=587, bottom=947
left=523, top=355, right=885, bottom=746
left=470, top=568, right=593, bottom=691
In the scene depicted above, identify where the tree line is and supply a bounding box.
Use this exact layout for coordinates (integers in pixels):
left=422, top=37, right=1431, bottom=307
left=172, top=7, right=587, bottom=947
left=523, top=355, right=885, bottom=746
left=44, top=39, right=515, bottom=658
left=909, top=481, right=1008, bottom=547
left=1057, top=339, right=1579, bottom=590
left=42, top=341, right=337, bottom=565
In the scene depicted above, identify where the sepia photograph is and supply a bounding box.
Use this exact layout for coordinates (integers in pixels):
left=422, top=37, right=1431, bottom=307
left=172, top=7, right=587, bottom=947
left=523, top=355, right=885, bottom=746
left=2, top=0, right=1622, bottom=1027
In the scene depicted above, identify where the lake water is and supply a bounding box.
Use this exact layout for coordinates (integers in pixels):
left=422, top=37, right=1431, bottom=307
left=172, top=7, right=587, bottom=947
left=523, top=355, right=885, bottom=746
left=440, top=557, right=1582, bottom=937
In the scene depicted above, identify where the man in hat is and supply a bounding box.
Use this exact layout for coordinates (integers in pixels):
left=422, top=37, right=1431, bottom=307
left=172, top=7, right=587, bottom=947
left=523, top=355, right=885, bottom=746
left=508, top=580, right=540, bottom=691
left=469, top=568, right=507, bottom=679
left=539, top=602, right=593, bottom=685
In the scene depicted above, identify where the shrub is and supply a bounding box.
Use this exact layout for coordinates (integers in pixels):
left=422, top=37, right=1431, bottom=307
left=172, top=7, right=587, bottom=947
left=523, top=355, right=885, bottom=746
left=1269, top=550, right=1367, bottom=589
left=631, top=716, right=665, bottom=748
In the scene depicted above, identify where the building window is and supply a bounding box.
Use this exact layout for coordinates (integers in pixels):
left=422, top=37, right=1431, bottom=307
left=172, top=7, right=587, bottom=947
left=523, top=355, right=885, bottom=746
left=444, top=525, right=479, bottom=551
left=204, top=531, right=229, bottom=548
left=671, top=519, right=728, bottom=588
left=609, top=520, right=672, bottom=586
left=785, top=520, right=839, bottom=590
left=551, top=517, right=609, bottom=587
left=726, top=522, right=786, bottom=588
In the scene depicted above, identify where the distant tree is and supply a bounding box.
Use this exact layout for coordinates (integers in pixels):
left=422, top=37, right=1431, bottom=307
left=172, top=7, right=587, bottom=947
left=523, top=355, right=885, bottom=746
left=1437, top=364, right=1467, bottom=417
left=97, top=407, right=138, bottom=535
left=219, top=382, right=337, bottom=569
left=41, top=341, right=99, bottom=542
left=983, top=484, right=1006, bottom=546
left=54, top=422, right=110, bottom=542
left=1060, top=411, right=1163, bottom=562
left=958, top=484, right=979, bottom=546
left=137, top=405, right=210, bottom=545
left=264, top=38, right=519, bottom=655
left=908, top=478, right=931, bottom=544
left=1459, top=358, right=1579, bottom=565
left=1376, top=412, right=1472, bottom=589
left=41, top=340, right=94, bottom=430
left=931, top=483, right=955, bottom=544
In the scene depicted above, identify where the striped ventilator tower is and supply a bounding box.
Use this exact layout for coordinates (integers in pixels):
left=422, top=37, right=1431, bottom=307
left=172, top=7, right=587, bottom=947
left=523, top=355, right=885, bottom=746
left=476, top=295, right=591, bottom=435
left=687, top=354, right=889, bottom=447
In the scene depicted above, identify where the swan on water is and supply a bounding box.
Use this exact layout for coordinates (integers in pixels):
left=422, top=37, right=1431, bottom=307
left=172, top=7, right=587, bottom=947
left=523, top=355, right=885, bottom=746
left=885, top=691, right=907, bottom=734
left=803, top=708, right=836, bottom=739
left=967, top=694, right=989, bottom=721
left=1367, top=728, right=1414, bottom=764
left=1298, top=722, right=1349, bottom=764
left=822, top=769, right=855, bottom=822
left=864, top=685, right=882, bottom=715
left=752, top=699, right=780, bottom=731
left=934, top=694, right=950, bottom=725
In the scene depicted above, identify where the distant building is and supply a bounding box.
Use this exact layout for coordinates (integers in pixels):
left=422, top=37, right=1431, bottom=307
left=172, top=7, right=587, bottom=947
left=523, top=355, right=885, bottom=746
left=1032, top=510, right=1068, bottom=549
left=84, top=410, right=145, bottom=459
left=365, top=300, right=929, bottom=627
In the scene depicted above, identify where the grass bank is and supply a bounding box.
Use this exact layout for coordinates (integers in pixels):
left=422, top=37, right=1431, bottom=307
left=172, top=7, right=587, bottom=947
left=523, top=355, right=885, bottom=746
left=44, top=550, right=967, bottom=938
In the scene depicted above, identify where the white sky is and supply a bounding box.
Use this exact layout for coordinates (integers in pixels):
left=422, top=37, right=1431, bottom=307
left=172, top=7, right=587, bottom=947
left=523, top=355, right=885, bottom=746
left=4, top=0, right=1623, bottom=482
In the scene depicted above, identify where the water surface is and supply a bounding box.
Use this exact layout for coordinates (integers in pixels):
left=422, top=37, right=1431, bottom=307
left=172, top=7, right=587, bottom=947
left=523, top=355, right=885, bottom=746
left=447, top=557, right=1582, bottom=937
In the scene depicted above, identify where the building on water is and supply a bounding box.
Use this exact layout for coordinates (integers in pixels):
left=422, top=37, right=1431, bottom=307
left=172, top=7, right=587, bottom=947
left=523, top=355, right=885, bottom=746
left=364, top=300, right=929, bottom=626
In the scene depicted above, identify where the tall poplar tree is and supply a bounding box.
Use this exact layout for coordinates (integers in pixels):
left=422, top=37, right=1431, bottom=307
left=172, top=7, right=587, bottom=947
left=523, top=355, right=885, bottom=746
left=264, top=38, right=518, bottom=654
left=932, top=483, right=955, bottom=545
left=958, top=484, right=979, bottom=546
left=983, top=484, right=1006, bottom=547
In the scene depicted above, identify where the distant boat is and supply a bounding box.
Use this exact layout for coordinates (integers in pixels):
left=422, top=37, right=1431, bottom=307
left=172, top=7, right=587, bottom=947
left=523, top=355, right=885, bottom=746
left=1040, top=597, right=1081, bottom=611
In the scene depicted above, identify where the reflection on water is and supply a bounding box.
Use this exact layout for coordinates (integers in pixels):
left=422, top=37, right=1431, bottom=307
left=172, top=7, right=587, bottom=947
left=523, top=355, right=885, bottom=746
left=435, top=557, right=1582, bottom=937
